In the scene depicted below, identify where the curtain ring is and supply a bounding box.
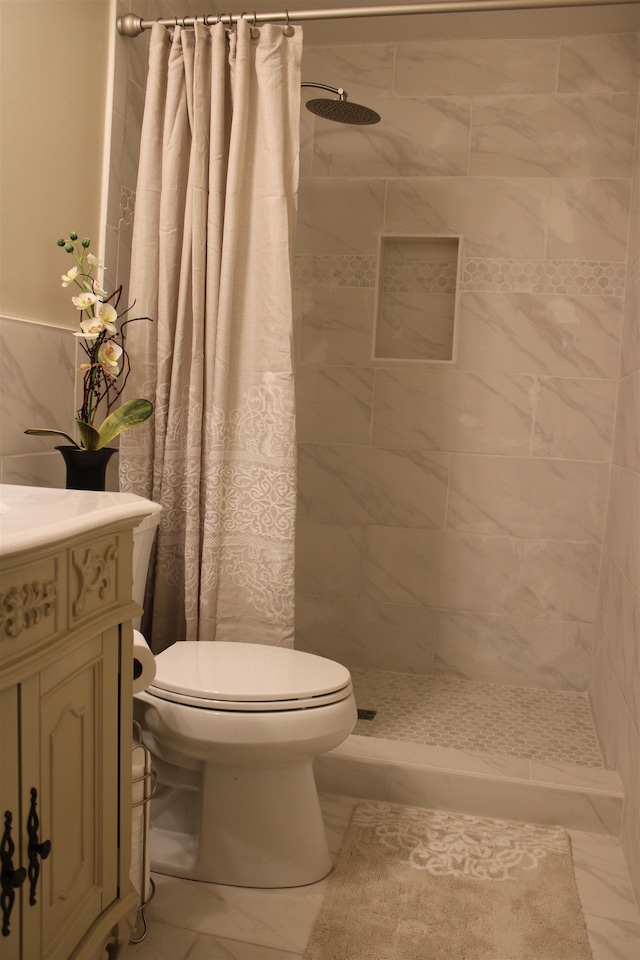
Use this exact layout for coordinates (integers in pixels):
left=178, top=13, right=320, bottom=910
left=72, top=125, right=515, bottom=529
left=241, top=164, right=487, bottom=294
left=283, top=10, right=294, bottom=37
left=250, top=11, right=260, bottom=39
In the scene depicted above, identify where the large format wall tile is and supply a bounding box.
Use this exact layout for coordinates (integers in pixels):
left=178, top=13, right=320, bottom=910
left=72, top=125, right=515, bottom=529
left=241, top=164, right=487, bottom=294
left=447, top=455, right=609, bottom=541
left=604, top=465, right=640, bottom=589
left=434, top=611, right=593, bottom=690
left=297, top=285, right=376, bottom=365
left=532, top=377, right=617, bottom=461
left=300, top=43, right=395, bottom=102
left=312, top=97, right=470, bottom=178
left=296, top=595, right=437, bottom=675
left=612, top=371, right=640, bottom=472
left=511, top=540, right=602, bottom=621
left=590, top=638, right=640, bottom=896
left=297, top=443, right=450, bottom=527
left=470, top=95, right=637, bottom=178
left=296, top=178, right=385, bottom=255
left=372, top=369, right=534, bottom=453
left=547, top=179, right=631, bottom=260
left=596, top=553, right=640, bottom=734
left=395, top=38, right=559, bottom=96
left=456, top=292, right=624, bottom=378
left=363, top=527, right=522, bottom=613
left=0, top=451, right=67, bottom=488
left=295, top=366, right=374, bottom=443
left=558, top=33, right=640, bottom=93
left=0, top=317, right=75, bottom=456
left=385, top=178, right=548, bottom=258
left=295, top=519, right=365, bottom=598
left=620, top=252, right=639, bottom=376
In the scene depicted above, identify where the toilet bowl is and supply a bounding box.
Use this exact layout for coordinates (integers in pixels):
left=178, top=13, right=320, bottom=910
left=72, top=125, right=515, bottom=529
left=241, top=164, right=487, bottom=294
left=134, top=640, right=357, bottom=888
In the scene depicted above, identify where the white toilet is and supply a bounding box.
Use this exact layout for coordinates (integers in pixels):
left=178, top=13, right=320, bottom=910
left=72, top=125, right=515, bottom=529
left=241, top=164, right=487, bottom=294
left=131, top=511, right=357, bottom=889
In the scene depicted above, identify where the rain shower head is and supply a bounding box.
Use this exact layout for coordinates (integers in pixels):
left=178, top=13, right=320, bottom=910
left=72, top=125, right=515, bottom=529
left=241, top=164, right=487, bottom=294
left=301, top=83, right=381, bottom=125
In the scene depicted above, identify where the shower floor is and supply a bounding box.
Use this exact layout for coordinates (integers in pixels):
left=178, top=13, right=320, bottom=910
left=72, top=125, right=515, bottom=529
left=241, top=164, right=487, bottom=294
left=316, top=668, right=622, bottom=837
left=350, top=668, right=603, bottom=768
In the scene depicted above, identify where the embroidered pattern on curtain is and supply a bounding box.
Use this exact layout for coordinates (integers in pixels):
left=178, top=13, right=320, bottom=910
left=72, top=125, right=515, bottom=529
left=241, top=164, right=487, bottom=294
left=120, top=20, right=301, bottom=651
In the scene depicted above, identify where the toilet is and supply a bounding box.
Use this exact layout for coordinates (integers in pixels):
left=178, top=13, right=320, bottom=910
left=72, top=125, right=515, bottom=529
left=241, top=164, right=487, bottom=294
left=131, top=510, right=357, bottom=889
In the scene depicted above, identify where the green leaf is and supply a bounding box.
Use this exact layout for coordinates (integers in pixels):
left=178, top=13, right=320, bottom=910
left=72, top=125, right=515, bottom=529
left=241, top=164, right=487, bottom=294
left=95, top=398, right=153, bottom=449
left=24, top=428, right=79, bottom=447
left=76, top=420, right=101, bottom=451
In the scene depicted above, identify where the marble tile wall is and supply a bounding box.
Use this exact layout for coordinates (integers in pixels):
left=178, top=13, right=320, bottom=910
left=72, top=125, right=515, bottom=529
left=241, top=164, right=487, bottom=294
left=0, top=317, right=75, bottom=486
left=590, top=93, right=640, bottom=901
left=294, top=31, right=639, bottom=700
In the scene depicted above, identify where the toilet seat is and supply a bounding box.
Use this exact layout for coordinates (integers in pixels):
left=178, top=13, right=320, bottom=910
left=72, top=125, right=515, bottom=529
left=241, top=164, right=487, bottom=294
left=145, top=641, right=353, bottom=712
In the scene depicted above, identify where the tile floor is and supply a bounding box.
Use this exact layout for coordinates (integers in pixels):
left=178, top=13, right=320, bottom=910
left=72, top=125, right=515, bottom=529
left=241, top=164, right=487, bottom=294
left=128, top=793, right=640, bottom=960
left=351, top=669, right=603, bottom=766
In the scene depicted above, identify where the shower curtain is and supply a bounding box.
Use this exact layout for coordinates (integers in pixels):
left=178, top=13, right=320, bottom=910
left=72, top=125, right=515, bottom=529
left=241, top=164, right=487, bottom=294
left=120, top=20, right=302, bottom=652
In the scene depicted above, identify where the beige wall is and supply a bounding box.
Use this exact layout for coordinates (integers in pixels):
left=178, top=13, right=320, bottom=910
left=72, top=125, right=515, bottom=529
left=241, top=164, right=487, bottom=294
left=0, top=0, right=111, bottom=327
left=0, top=0, right=112, bottom=486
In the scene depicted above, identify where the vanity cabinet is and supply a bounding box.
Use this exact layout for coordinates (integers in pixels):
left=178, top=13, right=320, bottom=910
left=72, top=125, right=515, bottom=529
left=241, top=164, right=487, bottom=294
left=0, top=487, right=157, bottom=960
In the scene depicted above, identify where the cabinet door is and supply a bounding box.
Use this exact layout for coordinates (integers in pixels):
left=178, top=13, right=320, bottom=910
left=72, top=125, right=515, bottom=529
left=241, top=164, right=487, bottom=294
left=0, top=686, right=22, bottom=960
left=23, top=629, right=119, bottom=960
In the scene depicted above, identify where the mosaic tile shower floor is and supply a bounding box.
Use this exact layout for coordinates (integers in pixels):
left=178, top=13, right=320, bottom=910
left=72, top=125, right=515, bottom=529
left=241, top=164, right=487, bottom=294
left=350, top=669, right=603, bottom=767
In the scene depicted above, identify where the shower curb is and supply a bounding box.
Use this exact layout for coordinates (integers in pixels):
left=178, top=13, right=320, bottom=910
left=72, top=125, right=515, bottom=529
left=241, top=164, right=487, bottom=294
left=314, top=734, right=624, bottom=836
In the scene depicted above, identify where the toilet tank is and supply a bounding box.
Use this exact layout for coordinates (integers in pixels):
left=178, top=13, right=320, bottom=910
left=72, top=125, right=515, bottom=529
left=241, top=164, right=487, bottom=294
left=132, top=506, right=161, bottom=630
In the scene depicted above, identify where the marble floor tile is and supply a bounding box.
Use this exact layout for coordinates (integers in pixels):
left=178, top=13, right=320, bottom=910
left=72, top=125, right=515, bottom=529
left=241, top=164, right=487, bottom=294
left=131, top=794, right=639, bottom=960
left=583, top=916, right=640, bottom=960
left=127, top=918, right=198, bottom=959
left=188, top=934, right=305, bottom=959
left=143, top=872, right=326, bottom=955
left=570, top=831, right=640, bottom=923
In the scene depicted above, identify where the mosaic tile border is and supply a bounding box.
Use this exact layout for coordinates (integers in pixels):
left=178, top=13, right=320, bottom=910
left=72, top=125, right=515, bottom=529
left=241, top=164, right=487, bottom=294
left=296, top=255, right=377, bottom=287
left=462, top=259, right=626, bottom=296
left=119, top=185, right=136, bottom=229
left=384, top=260, right=457, bottom=295
left=294, top=255, right=627, bottom=297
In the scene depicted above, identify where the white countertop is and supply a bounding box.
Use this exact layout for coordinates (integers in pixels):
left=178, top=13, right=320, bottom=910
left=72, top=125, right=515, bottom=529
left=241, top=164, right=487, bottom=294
left=0, top=484, right=161, bottom=558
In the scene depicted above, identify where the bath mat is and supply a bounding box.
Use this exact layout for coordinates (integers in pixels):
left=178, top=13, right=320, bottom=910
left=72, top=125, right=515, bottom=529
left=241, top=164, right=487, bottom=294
left=303, top=801, right=592, bottom=960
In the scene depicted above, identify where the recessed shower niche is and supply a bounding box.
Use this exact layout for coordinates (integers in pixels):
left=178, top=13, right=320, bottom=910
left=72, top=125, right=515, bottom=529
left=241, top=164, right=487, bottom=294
left=374, top=236, right=462, bottom=362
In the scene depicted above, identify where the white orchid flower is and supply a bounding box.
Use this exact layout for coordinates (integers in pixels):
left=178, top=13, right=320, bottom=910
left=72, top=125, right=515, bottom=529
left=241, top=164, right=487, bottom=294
left=93, top=281, right=109, bottom=298
left=95, top=302, right=117, bottom=332
left=72, top=290, right=97, bottom=311
left=74, top=317, right=105, bottom=339
left=61, top=265, right=79, bottom=287
left=98, top=339, right=123, bottom=374
left=86, top=253, right=104, bottom=268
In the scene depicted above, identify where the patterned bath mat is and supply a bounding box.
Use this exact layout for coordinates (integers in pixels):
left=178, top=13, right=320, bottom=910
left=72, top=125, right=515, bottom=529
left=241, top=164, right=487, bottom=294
left=303, top=801, right=592, bottom=960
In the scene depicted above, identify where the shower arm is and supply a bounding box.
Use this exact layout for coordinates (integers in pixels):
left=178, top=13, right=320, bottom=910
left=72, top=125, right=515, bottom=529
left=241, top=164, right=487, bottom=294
left=117, top=0, right=639, bottom=37
left=301, top=83, right=347, bottom=101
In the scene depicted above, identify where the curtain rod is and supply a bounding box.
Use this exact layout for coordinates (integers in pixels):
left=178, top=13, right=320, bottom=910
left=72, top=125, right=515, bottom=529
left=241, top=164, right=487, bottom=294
left=117, top=0, right=638, bottom=37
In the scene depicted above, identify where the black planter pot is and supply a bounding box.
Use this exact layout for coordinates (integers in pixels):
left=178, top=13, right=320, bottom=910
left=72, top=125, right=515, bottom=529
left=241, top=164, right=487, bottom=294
left=56, top=445, right=117, bottom=491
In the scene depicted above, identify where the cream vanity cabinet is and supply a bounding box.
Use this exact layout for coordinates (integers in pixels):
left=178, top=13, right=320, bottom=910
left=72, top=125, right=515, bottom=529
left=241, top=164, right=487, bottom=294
left=0, top=485, right=157, bottom=960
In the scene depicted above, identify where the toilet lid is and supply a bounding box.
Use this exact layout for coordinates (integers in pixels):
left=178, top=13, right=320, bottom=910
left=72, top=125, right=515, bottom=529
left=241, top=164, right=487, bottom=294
left=147, top=641, right=353, bottom=711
